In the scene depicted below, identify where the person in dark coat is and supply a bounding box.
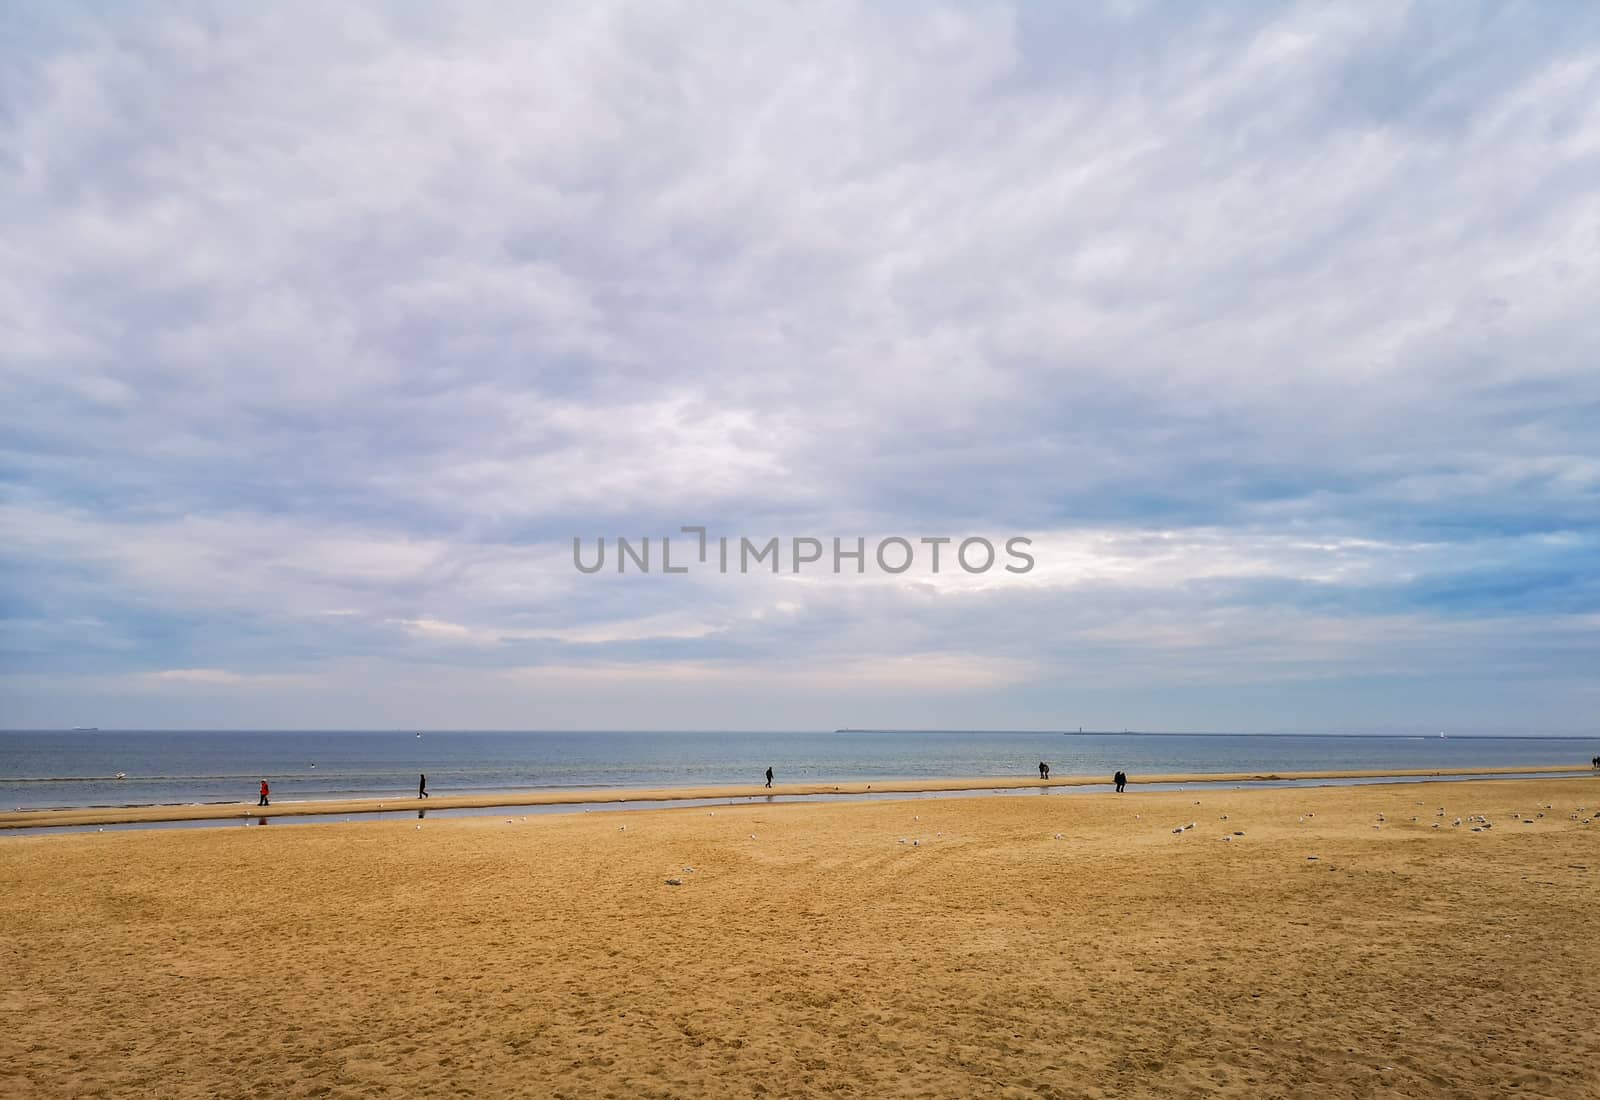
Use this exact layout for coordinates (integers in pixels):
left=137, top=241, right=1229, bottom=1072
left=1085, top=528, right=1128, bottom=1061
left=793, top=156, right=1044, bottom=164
left=419, top=773, right=429, bottom=799
left=765, top=766, right=774, bottom=788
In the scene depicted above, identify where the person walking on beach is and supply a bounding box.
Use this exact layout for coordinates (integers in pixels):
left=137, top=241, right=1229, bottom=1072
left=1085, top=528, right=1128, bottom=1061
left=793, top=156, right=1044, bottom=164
left=1113, top=770, right=1127, bottom=793
left=765, top=766, right=774, bottom=789
left=1039, top=761, right=1050, bottom=780
left=258, top=779, right=270, bottom=806
left=419, top=773, right=428, bottom=799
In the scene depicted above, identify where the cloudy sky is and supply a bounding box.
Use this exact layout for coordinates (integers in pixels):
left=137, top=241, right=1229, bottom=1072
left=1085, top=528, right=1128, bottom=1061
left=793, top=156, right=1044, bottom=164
left=2, top=2, right=1597, bottom=732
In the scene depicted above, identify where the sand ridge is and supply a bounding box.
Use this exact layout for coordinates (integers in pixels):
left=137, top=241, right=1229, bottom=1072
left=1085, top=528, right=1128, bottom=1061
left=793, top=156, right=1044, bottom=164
left=3, top=765, right=1592, bottom=830
left=2, top=778, right=1597, bottom=1098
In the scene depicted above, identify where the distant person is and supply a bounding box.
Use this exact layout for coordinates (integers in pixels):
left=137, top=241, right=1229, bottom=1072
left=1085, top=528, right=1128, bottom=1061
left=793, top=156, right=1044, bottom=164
left=258, top=779, right=270, bottom=806
left=1039, top=761, right=1050, bottom=780
left=1114, top=770, right=1127, bottom=793
left=419, top=773, right=428, bottom=799
left=765, top=766, right=774, bottom=789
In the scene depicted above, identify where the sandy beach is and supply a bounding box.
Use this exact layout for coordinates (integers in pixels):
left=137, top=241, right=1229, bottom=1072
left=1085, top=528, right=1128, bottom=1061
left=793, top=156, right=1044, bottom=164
left=3, top=777, right=1597, bottom=1098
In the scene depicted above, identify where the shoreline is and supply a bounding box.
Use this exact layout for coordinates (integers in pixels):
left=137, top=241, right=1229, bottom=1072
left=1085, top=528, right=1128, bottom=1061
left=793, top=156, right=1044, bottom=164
left=3, top=764, right=1593, bottom=830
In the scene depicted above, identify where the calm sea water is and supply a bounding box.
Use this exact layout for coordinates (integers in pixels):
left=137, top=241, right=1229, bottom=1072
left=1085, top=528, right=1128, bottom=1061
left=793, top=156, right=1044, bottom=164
left=2, top=730, right=1596, bottom=811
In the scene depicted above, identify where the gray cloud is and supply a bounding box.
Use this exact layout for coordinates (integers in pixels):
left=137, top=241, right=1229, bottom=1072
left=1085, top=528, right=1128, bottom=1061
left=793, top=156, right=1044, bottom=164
left=2, top=2, right=1597, bottom=729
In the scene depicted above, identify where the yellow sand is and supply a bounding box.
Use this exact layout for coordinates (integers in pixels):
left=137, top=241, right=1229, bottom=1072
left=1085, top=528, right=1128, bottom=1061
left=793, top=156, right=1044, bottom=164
left=3, top=778, right=1597, bottom=1098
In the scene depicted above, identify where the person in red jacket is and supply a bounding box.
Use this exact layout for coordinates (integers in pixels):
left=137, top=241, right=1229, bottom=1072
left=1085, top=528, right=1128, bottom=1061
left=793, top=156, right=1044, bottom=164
left=258, top=780, right=270, bottom=806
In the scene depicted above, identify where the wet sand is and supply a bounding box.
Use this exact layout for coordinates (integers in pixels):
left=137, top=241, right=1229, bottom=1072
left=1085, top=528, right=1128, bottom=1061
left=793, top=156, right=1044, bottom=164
left=3, top=778, right=1597, bottom=1098
left=3, top=765, right=1591, bottom=830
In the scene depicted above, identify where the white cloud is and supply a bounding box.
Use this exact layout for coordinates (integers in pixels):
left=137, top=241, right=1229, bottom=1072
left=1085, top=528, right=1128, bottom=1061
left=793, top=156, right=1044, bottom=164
left=2, top=2, right=1598, bottom=729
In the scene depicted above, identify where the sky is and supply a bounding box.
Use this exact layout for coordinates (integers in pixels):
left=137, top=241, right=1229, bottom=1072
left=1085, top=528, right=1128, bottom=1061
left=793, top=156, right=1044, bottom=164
left=2, top=2, right=1597, bottom=733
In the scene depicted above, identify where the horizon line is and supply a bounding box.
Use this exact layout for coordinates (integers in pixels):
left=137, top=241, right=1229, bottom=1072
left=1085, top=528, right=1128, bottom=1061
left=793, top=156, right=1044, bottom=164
left=4, top=727, right=1595, bottom=739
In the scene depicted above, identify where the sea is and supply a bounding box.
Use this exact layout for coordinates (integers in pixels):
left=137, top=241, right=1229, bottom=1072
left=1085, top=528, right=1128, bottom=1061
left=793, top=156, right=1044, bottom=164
left=2, top=729, right=1597, bottom=813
